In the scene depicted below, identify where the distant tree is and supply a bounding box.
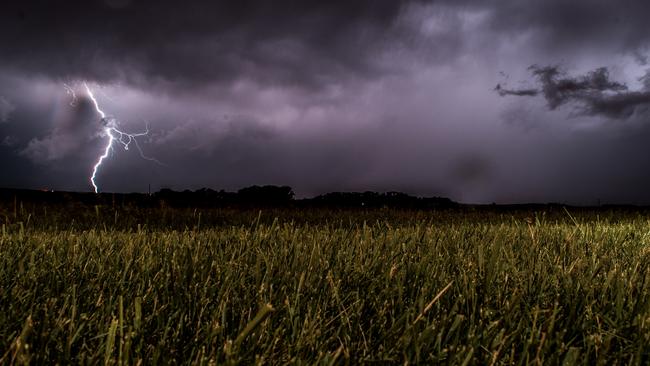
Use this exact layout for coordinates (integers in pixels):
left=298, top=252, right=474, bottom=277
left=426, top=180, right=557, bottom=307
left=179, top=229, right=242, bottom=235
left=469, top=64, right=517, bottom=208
left=237, top=185, right=295, bottom=205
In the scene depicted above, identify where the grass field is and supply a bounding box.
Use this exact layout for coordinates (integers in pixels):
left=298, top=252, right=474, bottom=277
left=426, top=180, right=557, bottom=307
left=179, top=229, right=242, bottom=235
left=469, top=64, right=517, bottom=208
left=2, top=202, right=650, bottom=364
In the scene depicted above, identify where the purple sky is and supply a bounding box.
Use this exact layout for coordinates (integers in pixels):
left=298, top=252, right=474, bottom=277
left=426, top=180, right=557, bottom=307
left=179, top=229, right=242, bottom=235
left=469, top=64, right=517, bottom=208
left=2, top=0, right=650, bottom=203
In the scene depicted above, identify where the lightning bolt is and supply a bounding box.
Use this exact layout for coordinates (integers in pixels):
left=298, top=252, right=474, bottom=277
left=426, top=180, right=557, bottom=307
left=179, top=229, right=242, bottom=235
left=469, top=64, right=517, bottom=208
left=83, top=82, right=161, bottom=193
left=63, top=83, right=77, bottom=106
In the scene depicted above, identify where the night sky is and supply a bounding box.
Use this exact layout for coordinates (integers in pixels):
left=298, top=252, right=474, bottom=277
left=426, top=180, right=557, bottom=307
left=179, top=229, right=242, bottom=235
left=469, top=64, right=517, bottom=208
left=2, top=0, right=650, bottom=204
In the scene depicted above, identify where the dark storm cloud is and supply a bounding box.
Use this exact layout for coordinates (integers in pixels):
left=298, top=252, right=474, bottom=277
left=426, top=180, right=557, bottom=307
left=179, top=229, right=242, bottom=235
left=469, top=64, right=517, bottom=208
left=530, top=66, right=628, bottom=109
left=0, top=0, right=427, bottom=90
left=486, top=0, right=650, bottom=54
left=3, top=0, right=650, bottom=89
left=497, top=66, right=650, bottom=120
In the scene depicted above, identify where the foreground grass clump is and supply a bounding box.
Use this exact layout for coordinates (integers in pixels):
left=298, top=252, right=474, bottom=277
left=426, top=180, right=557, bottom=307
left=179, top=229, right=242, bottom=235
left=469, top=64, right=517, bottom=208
left=2, top=207, right=650, bottom=364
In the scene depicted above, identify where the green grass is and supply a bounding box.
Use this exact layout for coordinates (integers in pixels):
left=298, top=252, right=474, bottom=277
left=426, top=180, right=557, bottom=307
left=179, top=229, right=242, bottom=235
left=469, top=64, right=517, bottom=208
left=2, top=204, right=650, bottom=364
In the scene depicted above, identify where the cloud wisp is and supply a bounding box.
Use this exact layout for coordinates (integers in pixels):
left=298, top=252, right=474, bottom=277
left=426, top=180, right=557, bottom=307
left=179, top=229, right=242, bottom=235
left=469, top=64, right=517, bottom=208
left=497, top=65, right=650, bottom=119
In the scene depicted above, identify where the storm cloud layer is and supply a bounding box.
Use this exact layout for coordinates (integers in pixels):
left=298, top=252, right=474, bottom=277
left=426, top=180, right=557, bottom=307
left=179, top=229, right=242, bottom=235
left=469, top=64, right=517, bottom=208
left=0, top=0, right=420, bottom=89
left=3, top=0, right=650, bottom=203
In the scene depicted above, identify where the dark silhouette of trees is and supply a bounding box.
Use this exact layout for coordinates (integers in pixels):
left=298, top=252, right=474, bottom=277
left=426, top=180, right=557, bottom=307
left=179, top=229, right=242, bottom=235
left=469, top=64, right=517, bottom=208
left=237, top=185, right=294, bottom=205
left=309, top=191, right=456, bottom=209
left=0, top=186, right=459, bottom=209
